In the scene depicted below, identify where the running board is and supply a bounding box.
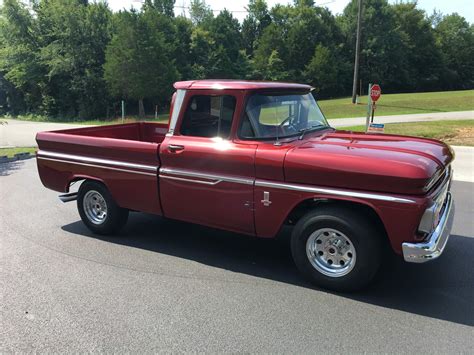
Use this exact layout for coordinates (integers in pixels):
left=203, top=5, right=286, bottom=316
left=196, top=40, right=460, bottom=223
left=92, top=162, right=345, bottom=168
left=59, top=192, right=78, bottom=203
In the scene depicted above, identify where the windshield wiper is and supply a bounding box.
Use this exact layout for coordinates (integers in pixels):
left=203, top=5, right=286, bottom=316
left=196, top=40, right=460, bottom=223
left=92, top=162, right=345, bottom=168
left=298, top=124, right=327, bottom=140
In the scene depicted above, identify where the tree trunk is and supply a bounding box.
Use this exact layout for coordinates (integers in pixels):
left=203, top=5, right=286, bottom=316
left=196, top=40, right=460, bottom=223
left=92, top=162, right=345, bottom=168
left=138, top=98, right=145, bottom=119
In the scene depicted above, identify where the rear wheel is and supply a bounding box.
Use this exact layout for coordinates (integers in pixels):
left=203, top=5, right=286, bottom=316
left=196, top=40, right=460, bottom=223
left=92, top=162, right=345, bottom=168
left=291, top=205, right=383, bottom=292
left=77, top=181, right=128, bottom=235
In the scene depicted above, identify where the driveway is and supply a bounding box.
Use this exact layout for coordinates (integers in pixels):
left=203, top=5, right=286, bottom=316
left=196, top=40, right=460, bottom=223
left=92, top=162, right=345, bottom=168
left=0, top=159, right=473, bottom=352
left=0, top=120, right=91, bottom=148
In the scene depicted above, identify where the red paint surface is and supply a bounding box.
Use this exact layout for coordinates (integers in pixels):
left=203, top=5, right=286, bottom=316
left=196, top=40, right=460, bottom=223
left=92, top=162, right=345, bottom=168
left=174, top=80, right=312, bottom=91
left=36, top=82, right=455, bottom=256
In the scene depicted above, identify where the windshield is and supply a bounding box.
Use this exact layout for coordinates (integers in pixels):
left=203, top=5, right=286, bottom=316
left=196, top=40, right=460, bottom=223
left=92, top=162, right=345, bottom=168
left=239, top=92, right=329, bottom=140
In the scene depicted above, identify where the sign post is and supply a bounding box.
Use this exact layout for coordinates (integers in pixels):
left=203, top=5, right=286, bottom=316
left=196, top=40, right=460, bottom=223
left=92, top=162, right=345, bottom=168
left=366, top=83, right=372, bottom=130
left=366, top=84, right=383, bottom=133
left=121, top=100, right=125, bottom=124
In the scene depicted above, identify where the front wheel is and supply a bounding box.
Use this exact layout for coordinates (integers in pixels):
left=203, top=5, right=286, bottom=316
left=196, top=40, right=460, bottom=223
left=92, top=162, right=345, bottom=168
left=77, top=180, right=129, bottom=235
left=291, top=205, right=383, bottom=292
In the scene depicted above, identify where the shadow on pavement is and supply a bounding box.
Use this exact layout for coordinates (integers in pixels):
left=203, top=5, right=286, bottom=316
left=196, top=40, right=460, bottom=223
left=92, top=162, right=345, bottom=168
left=62, top=213, right=474, bottom=327
left=0, top=160, right=26, bottom=177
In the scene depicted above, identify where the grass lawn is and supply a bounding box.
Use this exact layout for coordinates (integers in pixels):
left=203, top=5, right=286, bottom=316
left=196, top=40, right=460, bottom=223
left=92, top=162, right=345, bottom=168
left=0, top=147, right=37, bottom=158
left=3, top=89, right=473, bottom=124
left=1, top=114, right=170, bottom=126
left=318, top=90, right=474, bottom=119
left=74, top=115, right=170, bottom=125
left=339, top=120, right=474, bottom=146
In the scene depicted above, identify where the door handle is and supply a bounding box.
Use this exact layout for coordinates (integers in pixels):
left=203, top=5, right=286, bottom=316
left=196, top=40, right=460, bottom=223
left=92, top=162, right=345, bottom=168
left=168, top=144, right=185, bottom=153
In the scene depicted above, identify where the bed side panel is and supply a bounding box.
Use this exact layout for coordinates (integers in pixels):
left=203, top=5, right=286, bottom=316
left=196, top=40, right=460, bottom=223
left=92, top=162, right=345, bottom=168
left=36, top=131, right=162, bottom=215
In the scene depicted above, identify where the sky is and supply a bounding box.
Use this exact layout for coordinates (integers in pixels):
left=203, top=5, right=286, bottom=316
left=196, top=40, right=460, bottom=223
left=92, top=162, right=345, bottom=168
left=106, top=0, right=474, bottom=23
left=0, top=0, right=471, bottom=22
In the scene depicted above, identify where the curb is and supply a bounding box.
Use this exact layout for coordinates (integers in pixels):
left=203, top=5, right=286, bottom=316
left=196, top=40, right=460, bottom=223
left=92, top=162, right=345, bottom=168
left=0, top=152, right=36, bottom=164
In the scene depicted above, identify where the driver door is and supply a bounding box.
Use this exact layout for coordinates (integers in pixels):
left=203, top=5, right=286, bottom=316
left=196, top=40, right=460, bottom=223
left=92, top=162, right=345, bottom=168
left=159, top=90, right=258, bottom=235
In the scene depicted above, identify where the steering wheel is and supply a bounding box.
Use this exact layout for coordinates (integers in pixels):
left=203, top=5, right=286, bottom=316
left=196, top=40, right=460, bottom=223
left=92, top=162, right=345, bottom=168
left=278, top=114, right=298, bottom=134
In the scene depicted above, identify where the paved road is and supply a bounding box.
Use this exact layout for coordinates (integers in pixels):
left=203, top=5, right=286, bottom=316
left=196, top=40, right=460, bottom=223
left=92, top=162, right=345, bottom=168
left=329, top=110, right=473, bottom=127
left=0, top=120, right=91, bottom=148
left=452, top=146, right=474, bottom=183
left=1, top=159, right=473, bottom=352
left=1, top=110, right=473, bottom=147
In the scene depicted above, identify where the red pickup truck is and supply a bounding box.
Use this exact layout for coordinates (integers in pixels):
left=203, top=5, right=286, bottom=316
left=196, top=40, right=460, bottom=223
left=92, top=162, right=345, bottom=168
left=36, top=80, right=455, bottom=291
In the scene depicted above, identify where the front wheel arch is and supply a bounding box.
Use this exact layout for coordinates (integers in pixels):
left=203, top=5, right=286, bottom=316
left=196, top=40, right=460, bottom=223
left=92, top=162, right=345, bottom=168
left=285, top=198, right=389, bottom=250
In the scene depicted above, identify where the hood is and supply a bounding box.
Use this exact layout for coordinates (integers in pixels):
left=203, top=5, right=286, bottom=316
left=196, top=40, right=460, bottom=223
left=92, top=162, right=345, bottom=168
left=284, top=130, right=454, bottom=195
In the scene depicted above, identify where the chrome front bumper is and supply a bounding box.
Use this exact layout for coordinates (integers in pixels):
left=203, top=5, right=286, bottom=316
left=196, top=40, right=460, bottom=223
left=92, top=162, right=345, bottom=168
left=402, top=192, right=454, bottom=263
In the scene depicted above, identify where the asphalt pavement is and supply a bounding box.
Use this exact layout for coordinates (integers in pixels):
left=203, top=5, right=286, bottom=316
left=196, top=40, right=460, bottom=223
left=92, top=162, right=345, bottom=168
left=1, top=159, right=473, bottom=352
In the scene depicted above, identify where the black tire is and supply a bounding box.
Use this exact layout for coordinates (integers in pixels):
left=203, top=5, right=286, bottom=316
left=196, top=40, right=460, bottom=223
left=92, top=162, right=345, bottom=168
left=77, top=180, right=129, bottom=235
left=291, top=205, right=383, bottom=292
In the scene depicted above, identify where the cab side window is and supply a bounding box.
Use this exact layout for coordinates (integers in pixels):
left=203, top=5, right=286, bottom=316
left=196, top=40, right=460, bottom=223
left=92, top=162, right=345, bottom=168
left=180, top=95, right=236, bottom=138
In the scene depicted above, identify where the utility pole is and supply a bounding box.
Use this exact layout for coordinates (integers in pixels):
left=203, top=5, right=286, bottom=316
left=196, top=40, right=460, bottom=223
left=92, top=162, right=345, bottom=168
left=351, top=0, right=363, bottom=104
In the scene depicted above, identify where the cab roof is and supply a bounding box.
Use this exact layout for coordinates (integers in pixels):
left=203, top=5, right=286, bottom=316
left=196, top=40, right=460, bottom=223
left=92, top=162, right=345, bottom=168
left=173, top=80, right=313, bottom=91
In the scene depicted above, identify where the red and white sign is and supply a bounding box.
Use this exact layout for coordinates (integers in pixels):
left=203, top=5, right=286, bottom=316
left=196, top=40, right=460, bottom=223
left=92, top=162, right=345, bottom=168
left=370, top=84, right=382, bottom=102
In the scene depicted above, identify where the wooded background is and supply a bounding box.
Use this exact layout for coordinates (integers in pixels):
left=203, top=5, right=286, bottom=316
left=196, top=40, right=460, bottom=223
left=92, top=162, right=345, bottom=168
left=1, top=0, right=473, bottom=119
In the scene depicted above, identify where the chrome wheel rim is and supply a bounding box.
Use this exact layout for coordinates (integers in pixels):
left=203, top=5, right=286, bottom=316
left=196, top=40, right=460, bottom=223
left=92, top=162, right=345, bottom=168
left=306, top=228, right=356, bottom=277
left=83, top=190, right=108, bottom=225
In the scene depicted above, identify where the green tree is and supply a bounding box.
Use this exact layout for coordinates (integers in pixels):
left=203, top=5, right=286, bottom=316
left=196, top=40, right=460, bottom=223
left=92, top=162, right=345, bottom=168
left=0, top=0, right=113, bottom=118
left=104, top=10, right=178, bottom=117
left=0, top=0, right=45, bottom=112
left=0, top=72, right=24, bottom=114
left=144, top=0, right=175, bottom=17
left=393, top=2, right=443, bottom=91
left=340, top=0, right=407, bottom=92
left=241, top=0, right=272, bottom=56
left=435, top=14, right=474, bottom=89
left=190, top=9, right=247, bottom=79
left=254, top=3, right=344, bottom=83
left=189, top=0, right=213, bottom=26
left=35, top=0, right=113, bottom=117
left=294, top=0, right=315, bottom=7
left=173, top=16, right=194, bottom=80
left=304, top=44, right=347, bottom=97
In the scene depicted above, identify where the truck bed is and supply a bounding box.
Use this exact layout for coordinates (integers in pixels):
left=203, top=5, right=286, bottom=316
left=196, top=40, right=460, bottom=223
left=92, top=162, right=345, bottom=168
left=36, top=122, right=168, bottom=215
left=58, top=122, right=169, bottom=143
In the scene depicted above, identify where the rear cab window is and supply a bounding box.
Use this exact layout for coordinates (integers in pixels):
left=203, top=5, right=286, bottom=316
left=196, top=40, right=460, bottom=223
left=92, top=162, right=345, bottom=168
left=180, top=95, right=236, bottom=138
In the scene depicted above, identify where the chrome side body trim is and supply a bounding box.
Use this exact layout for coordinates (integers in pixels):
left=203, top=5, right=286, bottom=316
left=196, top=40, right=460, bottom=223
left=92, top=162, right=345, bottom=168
left=160, top=175, right=221, bottom=185
left=255, top=180, right=417, bottom=204
left=37, top=156, right=157, bottom=177
left=37, top=150, right=157, bottom=172
left=403, top=192, right=454, bottom=263
left=159, top=167, right=254, bottom=186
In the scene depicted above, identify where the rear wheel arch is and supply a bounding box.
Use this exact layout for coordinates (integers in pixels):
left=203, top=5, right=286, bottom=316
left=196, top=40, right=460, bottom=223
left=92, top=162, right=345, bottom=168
left=66, top=175, right=108, bottom=193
